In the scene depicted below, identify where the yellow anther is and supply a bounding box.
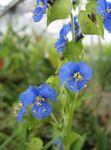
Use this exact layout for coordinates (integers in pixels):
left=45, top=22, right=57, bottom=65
left=74, top=72, right=82, bottom=80
left=18, top=103, right=23, bottom=108
left=36, top=96, right=45, bottom=101
left=39, top=2, right=44, bottom=5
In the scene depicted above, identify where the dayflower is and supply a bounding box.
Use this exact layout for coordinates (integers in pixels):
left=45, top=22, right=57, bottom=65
left=33, top=0, right=47, bottom=23
left=96, top=0, right=111, bottom=32
left=16, top=84, right=57, bottom=122
left=55, top=16, right=80, bottom=54
left=59, top=61, right=92, bottom=93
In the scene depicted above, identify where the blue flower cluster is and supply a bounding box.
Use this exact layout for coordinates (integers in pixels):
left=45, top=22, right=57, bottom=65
left=33, top=0, right=47, bottom=22
left=17, top=1, right=93, bottom=124
left=55, top=16, right=80, bottom=54
left=97, top=0, right=111, bottom=32
left=59, top=61, right=92, bottom=93
left=16, top=84, right=57, bottom=122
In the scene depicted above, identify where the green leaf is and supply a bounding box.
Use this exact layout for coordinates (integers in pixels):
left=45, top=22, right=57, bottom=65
left=71, top=134, right=86, bottom=150
left=86, top=1, right=97, bottom=13
left=78, top=10, right=104, bottom=36
left=27, top=137, right=43, bottom=150
left=64, top=41, right=83, bottom=61
left=46, top=75, right=60, bottom=94
left=47, top=0, right=72, bottom=25
left=49, top=48, right=59, bottom=69
left=63, top=132, right=83, bottom=150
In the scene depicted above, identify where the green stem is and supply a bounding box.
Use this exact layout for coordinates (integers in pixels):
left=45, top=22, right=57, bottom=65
left=51, top=113, right=60, bottom=127
left=72, top=93, right=78, bottom=112
left=66, top=93, right=78, bottom=134
left=70, top=12, right=75, bottom=41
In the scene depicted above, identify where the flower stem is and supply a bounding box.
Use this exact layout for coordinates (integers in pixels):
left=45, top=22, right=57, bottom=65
left=70, top=12, right=75, bottom=41
left=66, top=93, right=78, bottom=134
left=51, top=113, right=60, bottom=127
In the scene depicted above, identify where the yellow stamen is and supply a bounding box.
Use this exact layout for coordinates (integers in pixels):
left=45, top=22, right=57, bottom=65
left=74, top=72, right=82, bottom=81
left=36, top=96, right=45, bottom=101
left=39, top=2, right=44, bottom=5
left=18, top=103, right=23, bottom=108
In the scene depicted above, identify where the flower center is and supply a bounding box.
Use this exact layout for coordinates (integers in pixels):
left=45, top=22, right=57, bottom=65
left=36, top=96, right=46, bottom=101
left=74, top=72, right=82, bottom=81
left=106, top=8, right=111, bottom=13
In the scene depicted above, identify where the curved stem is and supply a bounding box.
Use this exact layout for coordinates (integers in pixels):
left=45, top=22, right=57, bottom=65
left=51, top=113, right=60, bottom=127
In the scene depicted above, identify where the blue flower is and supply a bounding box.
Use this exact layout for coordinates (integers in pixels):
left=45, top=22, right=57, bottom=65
left=55, top=16, right=80, bottom=53
left=33, top=0, right=47, bottom=23
left=54, top=139, right=64, bottom=150
left=96, top=0, right=111, bottom=32
left=59, top=62, right=92, bottom=93
left=17, top=84, right=57, bottom=122
left=55, top=23, right=71, bottom=54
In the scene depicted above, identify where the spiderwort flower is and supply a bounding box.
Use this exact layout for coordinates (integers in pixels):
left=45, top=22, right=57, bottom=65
left=55, top=16, right=80, bottom=54
left=33, top=0, right=47, bottom=23
left=16, top=84, right=57, bottom=122
left=96, top=0, right=111, bottom=32
left=59, top=62, right=92, bottom=93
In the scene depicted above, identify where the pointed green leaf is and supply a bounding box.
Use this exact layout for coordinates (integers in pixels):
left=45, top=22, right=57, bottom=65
left=78, top=10, right=104, bottom=36
left=47, top=0, right=72, bottom=25
left=63, top=132, right=83, bottom=149
left=46, top=75, right=60, bottom=93
left=64, top=41, right=83, bottom=61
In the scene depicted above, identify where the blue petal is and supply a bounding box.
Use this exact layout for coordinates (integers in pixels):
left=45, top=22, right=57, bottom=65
left=107, top=2, right=111, bottom=9
left=32, top=101, right=52, bottom=119
left=66, top=78, right=87, bottom=93
left=20, top=86, right=38, bottom=107
left=55, top=38, right=67, bottom=53
left=77, top=79, right=87, bottom=91
left=103, top=15, right=111, bottom=32
left=33, top=7, right=46, bottom=22
left=79, top=62, right=92, bottom=80
left=59, top=62, right=77, bottom=85
left=38, top=84, right=57, bottom=101
left=60, top=23, right=71, bottom=38
left=17, top=107, right=26, bottom=123
left=97, top=0, right=107, bottom=14
left=66, top=78, right=78, bottom=92
left=54, top=139, right=64, bottom=150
